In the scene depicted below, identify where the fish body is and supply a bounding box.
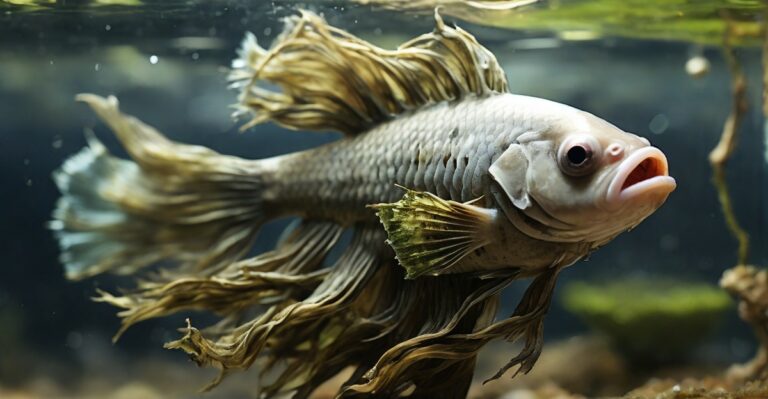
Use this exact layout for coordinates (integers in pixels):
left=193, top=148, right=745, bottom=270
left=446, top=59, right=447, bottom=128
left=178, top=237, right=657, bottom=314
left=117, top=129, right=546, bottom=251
left=51, top=11, right=675, bottom=399
left=268, top=94, right=561, bottom=214
left=263, top=92, right=672, bottom=274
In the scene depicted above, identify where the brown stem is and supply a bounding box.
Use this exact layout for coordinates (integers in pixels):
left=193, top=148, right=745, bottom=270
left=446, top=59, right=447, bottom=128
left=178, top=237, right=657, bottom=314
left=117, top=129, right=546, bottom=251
left=717, top=15, right=768, bottom=386
left=709, top=23, right=750, bottom=266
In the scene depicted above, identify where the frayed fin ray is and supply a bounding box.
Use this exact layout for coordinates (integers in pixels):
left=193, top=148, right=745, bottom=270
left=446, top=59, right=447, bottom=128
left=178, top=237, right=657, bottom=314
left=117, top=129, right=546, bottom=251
left=230, top=9, right=508, bottom=135
left=371, top=187, right=497, bottom=278
left=163, top=226, right=388, bottom=393
left=51, top=94, right=267, bottom=280
left=345, top=267, right=560, bottom=396
left=96, top=221, right=344, bottom=341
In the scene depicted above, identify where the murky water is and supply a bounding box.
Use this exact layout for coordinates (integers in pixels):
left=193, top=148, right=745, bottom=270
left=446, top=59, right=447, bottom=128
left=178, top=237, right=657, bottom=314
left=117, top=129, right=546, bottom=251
left=1, top=1, right=767, bottom=398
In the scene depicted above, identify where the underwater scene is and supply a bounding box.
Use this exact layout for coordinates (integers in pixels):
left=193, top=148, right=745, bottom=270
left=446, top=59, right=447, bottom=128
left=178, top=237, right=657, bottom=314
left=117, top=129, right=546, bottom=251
left=1, top=0, right=768, bottom=398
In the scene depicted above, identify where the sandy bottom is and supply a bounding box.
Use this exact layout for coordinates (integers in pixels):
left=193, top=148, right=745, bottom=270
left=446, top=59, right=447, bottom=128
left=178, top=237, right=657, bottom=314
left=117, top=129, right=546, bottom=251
left=1, top=335, right=763, bottom=399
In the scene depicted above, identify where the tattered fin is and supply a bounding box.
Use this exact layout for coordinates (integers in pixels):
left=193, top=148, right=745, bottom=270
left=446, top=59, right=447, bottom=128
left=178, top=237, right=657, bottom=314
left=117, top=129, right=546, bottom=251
left=371, top=187, right=497, bottom=279
left=345, top=267, right=559, bottom=397
left=95, top=221, right=343, bottom=341
left=230, top=9, right=508, bottom=135
left=163, top=225, right=388, bottom=393
left=51, top=94, right=266, bottom=280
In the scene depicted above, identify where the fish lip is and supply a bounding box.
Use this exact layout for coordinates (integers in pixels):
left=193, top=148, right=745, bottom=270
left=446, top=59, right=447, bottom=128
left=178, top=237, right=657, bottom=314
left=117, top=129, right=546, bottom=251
left=606, top=147, right=676, bottom=206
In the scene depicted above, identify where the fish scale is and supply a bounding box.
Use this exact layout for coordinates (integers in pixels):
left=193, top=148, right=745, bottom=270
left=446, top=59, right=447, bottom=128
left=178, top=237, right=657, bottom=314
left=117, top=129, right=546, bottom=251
left=263, top=96, right=521, bottom=223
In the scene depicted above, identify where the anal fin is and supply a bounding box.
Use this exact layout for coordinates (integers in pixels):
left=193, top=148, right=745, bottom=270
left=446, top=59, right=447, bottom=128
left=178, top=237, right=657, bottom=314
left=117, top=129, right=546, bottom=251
left=371, top=187, right=497, bottom=279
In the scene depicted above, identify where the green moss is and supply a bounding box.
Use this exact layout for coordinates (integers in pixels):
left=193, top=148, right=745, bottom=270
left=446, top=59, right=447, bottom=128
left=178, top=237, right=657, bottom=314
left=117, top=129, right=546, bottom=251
left=562, top=278, right=732, bottom=365
left=443, top=0, right=766, bottom=47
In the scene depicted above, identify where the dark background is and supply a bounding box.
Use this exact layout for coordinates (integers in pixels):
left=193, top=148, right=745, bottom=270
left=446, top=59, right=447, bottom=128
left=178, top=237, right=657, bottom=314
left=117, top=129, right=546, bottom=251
left=0, top=0, right=765, bottom=394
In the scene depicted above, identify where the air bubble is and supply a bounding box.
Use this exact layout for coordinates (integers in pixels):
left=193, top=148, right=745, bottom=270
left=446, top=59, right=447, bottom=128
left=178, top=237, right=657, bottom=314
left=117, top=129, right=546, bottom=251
left=685, top=55, right=709, bottom=78
left=649, top=114, right=669, bottom=135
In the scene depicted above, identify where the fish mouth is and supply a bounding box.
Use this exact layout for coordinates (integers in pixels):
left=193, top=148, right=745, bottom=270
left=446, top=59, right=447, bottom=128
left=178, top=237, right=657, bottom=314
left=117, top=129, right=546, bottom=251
left=606, top=147, right=676, bottom=205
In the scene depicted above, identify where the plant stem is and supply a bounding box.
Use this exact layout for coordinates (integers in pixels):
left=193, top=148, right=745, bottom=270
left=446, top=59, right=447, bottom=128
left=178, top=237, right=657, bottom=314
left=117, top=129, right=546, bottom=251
left=709, top=21, right=750, bottom=266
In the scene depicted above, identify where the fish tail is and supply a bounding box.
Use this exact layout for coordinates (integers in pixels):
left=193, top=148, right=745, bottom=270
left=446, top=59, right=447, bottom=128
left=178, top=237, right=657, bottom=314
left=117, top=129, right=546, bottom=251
left=51, top=94, right=268, bottom=280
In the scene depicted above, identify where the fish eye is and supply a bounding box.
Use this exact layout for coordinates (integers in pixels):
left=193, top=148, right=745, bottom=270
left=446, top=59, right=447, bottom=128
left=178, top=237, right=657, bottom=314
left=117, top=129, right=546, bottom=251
left=558, top=135, right=601, bottom=177
left=567, top=146, right=589, bottom=165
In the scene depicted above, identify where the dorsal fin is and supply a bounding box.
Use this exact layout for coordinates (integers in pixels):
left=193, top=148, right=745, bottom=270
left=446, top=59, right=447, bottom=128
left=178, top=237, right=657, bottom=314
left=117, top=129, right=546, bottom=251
left=229, top=9, right=508, bottom=135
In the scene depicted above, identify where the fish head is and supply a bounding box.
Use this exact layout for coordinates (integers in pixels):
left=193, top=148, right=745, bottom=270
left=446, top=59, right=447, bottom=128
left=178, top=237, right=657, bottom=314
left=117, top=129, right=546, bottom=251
left=490, top=103, right=676, bottom=243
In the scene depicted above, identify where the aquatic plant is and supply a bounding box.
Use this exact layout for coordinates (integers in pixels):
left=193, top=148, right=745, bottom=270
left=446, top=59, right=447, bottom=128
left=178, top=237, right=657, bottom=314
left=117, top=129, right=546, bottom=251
left=363, top=0, right=766, bottom=46
left=710, top=10, right=768, bottom=386
left=563, top=279, right=731, bottom=365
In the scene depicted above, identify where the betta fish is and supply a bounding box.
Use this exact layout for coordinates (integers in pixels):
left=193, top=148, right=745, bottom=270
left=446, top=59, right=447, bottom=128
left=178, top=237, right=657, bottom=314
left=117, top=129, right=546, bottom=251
left=50, top=10, right=675, bottom=399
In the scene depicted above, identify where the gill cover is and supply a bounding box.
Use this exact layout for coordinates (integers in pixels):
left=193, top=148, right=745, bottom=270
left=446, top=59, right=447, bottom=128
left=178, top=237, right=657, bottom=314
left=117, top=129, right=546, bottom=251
left=489, top=143, right=531, bottom=210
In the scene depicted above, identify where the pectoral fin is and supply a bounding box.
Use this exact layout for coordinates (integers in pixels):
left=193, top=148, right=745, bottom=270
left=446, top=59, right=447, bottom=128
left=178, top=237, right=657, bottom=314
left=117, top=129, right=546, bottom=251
left=371, top=187, right=497, bottom=279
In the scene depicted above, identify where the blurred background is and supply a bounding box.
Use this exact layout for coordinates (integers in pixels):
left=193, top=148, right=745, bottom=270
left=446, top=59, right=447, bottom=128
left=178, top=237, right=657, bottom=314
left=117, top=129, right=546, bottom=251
left=0, top=1, right=766, bottom=397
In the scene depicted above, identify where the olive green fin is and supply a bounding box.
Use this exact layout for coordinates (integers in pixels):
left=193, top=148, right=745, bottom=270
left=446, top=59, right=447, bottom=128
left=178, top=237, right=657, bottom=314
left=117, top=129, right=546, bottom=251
left=163, top=226, right=388, bottom=393
left=371, top=188, right=497, bottom=279
left=95, top=221, right=344, bottom=342
left=230, top=9, right=508, bottom=135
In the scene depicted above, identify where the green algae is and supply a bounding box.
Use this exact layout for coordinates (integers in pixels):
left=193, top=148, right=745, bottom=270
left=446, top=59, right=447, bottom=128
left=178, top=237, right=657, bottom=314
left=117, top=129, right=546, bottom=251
left=563, top=278, right=732, bottom=365
left=383, top=0, right=766, bottom=47
left=6, top=0, right=765, bottom=46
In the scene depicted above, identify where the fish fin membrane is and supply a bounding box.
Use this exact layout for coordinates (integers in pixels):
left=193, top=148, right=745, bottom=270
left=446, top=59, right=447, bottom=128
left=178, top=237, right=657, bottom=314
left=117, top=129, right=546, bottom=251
left=51, top=94, right=266, bottom=280
left=163, top=225, right=389, bottom=393
left=157, top=238, right=553, bottom=398
left=97, top=221, right=344, bottom=341
left=371, top=187, right=496, bottom=279
left=90, top=218, right=556, bottom=398
left=230, top=9, right=508, bottom=136
left=345, top=267, right=560, bottom=396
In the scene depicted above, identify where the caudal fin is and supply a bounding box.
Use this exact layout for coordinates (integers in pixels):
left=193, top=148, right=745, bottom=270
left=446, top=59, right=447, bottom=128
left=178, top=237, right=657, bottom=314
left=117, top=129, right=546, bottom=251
left=51, top=94, right=266, bottom=280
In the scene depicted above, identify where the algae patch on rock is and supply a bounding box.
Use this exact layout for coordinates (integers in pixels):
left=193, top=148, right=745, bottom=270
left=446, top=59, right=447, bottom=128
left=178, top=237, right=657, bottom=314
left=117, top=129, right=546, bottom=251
left=563, top=278, right=732, bottom=365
